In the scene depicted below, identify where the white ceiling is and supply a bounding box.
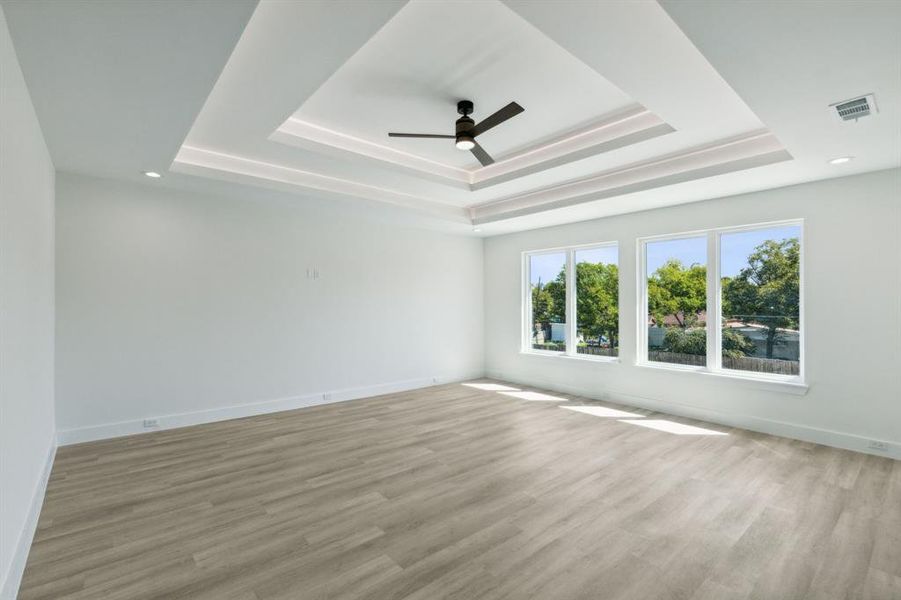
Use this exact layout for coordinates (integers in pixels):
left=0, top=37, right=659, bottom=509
left=0, top=0, right=257, bottom=181
left=660, top=0, right=901, bottom=180
left=4, top=0, right=899, bottom=235
left=293, top=0, right=634, bottom=169
left=174, top=0, right=786, bottom=222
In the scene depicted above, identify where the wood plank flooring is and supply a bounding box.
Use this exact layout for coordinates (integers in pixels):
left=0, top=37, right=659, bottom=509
left=19, top=381, right=901, bottom=599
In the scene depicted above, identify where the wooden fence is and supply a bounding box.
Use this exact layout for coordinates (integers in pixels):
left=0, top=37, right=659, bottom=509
left=576, top=346, right=618, bottom=357
left=531, top=344, right=618, bottom=357
left=649, top=351, right=799, bottom=375
left=722, top=354, right=799, bottom=375
left=648, top=351, right=706, bottom=366
left=532, top=346, right=798, bottom=375
left=531, top=343, right=565, bottom=352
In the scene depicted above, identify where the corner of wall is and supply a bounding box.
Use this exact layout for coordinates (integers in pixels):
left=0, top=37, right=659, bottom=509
left=0, top=443, right=56, bottom=600
left=0, top=5, right=57, bottom=597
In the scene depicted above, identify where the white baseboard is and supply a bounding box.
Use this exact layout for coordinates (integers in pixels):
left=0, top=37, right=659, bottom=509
left=0, top=441, right=56, bottom=600
left=57, top=371, right=484, bottom=446
left=486, top=370, right=900, bottom=461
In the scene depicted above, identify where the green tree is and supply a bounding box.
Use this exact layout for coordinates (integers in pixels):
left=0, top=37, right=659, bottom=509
left=722, top=328, right=756, bottom=358
left=532, top=264, right=619, bottom=348
left=531, top=279, right=554, bottom=325
left=722, top=238, right=800, bottom=358
left=662, top=327, right=706, bottom=355
left=647, top=259, right=707, bottom=327
left=661, top=327, right=755, bottom=358
left=543, top=268, right=567, bottom=325
left=576, top=262, right=619, bottom=348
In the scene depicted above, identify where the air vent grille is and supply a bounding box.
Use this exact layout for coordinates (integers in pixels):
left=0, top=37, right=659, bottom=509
left=831, top=94, right=877, bottom=121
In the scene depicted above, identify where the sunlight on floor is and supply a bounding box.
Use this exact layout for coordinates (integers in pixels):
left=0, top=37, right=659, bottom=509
left=618, top=419, right=728, bottom=436
left=462, top=383, right=521, bottom=392
left=463, top=382, right=728, bottom=436
left=561, top=405, right=645, bottom=418
left=499, top=391, right=569, bottom=402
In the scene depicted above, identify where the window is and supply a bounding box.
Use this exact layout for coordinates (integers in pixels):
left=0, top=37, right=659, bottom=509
left=527, top=252, right=567, bottom=353
left=575, top=246, right=619, bottom=357
left=720, top=224, right=801, bottom=376
left=524, top=243, right=618, bottom=359
left=639, top=220, right=803, bottom=381
left=644, top=236, right=708, bottom=367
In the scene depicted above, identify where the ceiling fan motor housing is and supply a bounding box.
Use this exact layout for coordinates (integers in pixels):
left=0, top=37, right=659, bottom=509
left=456, top=100, right=475, bottom=145
left=456, top=116, right=475, bottom=137
left=387, top=99, right=522, bottom=166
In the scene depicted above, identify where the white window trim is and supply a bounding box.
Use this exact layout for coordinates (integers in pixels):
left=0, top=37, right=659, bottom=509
left=637, top=219, right=805, bottom=385
left=522, top=242, right=620, bottom=362
left=635, top=360, right=808, bottom=395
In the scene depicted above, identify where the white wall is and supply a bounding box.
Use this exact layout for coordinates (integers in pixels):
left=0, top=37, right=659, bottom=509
left=484, top=168, right=901, bottom=458
left=0, top=7, right=56, bottom=598
left=55, top=172, right=484, bottom=440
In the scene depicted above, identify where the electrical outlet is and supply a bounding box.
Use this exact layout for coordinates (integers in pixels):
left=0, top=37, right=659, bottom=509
left=142, top=418, right=159, bottom=428
left=868, top=440, right=889, bottom=452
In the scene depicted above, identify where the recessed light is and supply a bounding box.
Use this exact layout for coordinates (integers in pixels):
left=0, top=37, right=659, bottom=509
left=143, top=171, right=162, bottom=178
left=828, top=156, right=853, bottom=165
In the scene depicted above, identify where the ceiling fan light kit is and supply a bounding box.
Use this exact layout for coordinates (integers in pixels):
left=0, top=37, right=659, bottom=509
left=388, top=99, right=524, bottom=167
left=455, top=135, right=475, bottom=151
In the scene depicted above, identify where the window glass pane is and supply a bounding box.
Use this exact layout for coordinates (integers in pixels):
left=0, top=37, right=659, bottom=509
left=645, top=236, right=707, bottom=366
left=529, top=252, right=566, bottom=352
left=575, top=246, right=618, bottom=357
left=721, top=225, right=801, bottom=376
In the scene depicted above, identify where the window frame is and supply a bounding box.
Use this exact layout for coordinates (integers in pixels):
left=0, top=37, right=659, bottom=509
left=637, top=219, right=804, bottom=383
left=636, top=230, right=710, bottom=373
left=522, top=241, right=620, bottom=362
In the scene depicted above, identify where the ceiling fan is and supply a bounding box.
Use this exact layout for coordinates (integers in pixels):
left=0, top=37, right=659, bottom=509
left=388, top=100, right=524, bottom=167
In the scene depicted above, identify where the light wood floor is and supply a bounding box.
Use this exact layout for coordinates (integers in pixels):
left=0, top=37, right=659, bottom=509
left=19, top=381, right=901, bottom=600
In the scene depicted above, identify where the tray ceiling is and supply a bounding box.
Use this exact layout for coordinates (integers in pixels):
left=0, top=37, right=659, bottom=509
left=7, top=0, right=897, bottom=235
left=289, top=0, right=636, bottom=169
left=174, top=0, right=790, bottom=226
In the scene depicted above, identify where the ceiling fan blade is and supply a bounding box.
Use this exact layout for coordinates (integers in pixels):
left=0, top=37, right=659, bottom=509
left=471, top=102, right=524, bottom=137
left=470, top=141, right=495, bottom=167
left=388, top=133, right=455, bottom=139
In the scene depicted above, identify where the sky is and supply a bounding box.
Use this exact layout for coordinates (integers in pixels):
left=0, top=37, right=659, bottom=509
left=529, top=246, right=617, bottom=285
left=719, top=225, right=800, bottom=277
left=645, top=236, right=706, bottom=274
left=646, top=225, right=800, bottom=276
left=529, top=225, right=800, bottom=285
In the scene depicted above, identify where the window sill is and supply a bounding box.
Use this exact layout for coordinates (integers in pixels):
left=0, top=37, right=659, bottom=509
left=516, top=351, right=807, bottom=394
left=520, top=350, right=620, bottom=364
left=635, top=361, right=808, bottom=395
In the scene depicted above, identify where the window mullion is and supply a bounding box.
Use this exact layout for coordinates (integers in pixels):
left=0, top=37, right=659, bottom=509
left=565, top=248, right=576, bottom=356
left=523, top=254, right=531, bottom=353
left=638, top=240, right=647, bottom=364
left=707, top=231, right=721, bottom=371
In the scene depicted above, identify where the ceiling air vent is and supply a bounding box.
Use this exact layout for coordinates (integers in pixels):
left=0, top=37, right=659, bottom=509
left=830, top=94, right=877, bottom=122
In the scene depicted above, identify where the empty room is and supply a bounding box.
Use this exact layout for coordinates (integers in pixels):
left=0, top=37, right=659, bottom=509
left=2, top=0, right=900, bottom=599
